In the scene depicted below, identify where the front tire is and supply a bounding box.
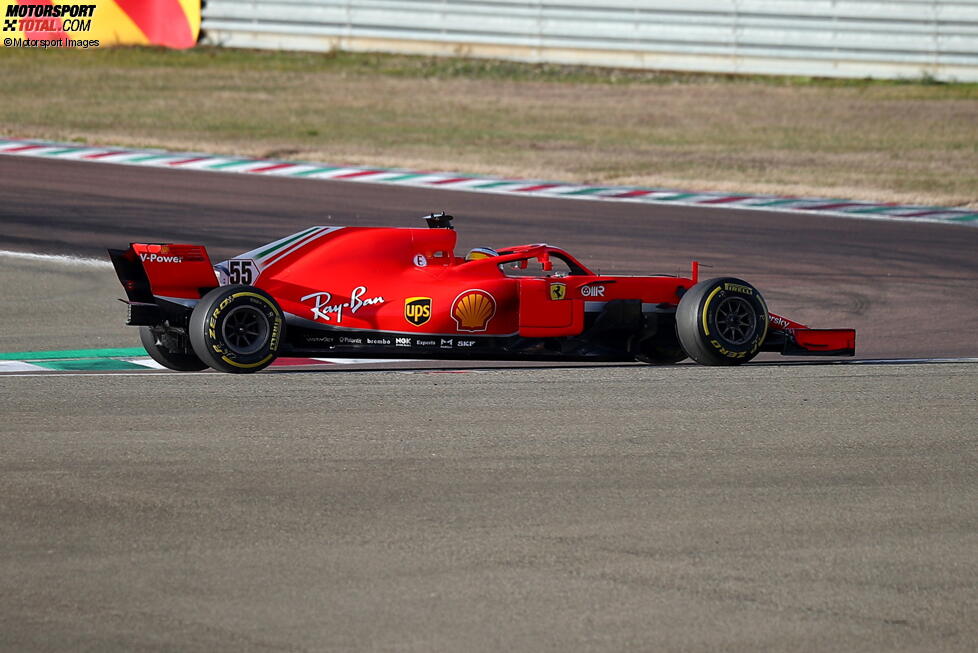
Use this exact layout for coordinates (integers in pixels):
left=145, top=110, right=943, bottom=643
left=139, top=326, right=208, bottom=372
left=189, top=285, right=284, bottom=374
left=676, top=277, right=768, bottom=366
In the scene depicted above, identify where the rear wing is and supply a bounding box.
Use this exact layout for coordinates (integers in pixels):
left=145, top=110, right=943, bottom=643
left=108, top=243, right=219, bottom=324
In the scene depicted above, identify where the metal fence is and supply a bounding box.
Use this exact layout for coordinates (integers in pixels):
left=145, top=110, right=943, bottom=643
left=200, top=1, right=978, bottom=81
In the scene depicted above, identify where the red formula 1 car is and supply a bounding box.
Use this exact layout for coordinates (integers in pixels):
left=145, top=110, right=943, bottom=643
left=108, top=213, right=855, bottom=373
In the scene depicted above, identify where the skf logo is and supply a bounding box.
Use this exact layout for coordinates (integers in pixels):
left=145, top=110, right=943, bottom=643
left=451, top=289, right=496, bottom=332
left=404, top=297, right=432, bottom=326
left=549, top=282, right=566, bottom=301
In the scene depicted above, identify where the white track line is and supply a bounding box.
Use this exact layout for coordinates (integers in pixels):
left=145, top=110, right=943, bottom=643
left=2, top=357, right=977, bottom=378
left=0, top=250, right=111, bottom=268
left=0, top=371, right=213, bottom=378
left=848, top=357, right=978, bottom=364
left=0, top=361, right=50, bottom=373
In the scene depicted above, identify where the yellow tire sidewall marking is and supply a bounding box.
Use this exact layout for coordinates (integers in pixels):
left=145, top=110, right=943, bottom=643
left=701, top=286, right=723, bottom=337
left=211, top=291, right=283, bottom=368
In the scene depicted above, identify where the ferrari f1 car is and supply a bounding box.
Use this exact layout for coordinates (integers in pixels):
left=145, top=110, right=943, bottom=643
left=109, top=213, right=855, bottom=373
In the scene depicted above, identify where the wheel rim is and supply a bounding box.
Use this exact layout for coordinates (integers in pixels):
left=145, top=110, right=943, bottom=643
left=714, top=296, right=756, bottom=345
left=221, top=305, right=270, bottom=355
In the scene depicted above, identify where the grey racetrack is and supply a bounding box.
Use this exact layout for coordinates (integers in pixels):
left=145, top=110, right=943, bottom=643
left=1, top=155, right=977, bottom=651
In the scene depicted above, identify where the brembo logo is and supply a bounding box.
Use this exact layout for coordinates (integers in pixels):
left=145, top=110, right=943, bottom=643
left=140, top=253, right=183, bottom=264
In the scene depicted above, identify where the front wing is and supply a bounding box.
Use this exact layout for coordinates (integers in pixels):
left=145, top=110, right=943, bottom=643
left=762, top=312, right=855, bottom=357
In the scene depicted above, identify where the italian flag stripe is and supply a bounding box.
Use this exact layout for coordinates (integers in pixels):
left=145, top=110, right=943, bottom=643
left=255, top=227, right=321, bottom=260
left=263, top=228, right=329, bottom=267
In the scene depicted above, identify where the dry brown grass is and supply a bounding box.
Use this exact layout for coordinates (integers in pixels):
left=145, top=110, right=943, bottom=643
left=2, top=47, right=976, bottom=207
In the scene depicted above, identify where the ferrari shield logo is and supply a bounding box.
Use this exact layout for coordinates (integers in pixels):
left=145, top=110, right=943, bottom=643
left=404, top=297, right=432, bottom=326
left=549, top=282, right=567, bottom=301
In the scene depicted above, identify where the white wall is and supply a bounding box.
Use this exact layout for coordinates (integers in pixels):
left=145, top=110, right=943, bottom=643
left=201, top=1, right=978, bottom=81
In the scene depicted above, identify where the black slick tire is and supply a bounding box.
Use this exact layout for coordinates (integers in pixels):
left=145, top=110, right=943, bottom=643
left=139, top=326, right=208, bottom=372
left=675, top=277, right=768, bottom=366
left=189, top=285, right=284, bottom=374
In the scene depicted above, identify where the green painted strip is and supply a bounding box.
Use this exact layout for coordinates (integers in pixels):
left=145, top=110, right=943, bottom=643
left=470, top=181, right=520, bottom=189
left=562, top=187, right=611, bottom=195
left=33, top=358, right=149, bottom=371
left=845, top=205, right=902, bottom=214
left=294, top=166, right=342, bottom=176
left=379, top=173, right=426, bottom=182
left=747, top=198, right=808, bottom=207
left=0, top=347, right=145, bottom=361
left=125, top=154, right=172, bottom=163
left=949, top=213, right=978, bottom=222
left=256, top=227, right=319, bottom=258
left=42, top=147, right=85, bottom=156
left=655, top=193, right=698, bottom=201
left=208, top=159, right=255, bottom=169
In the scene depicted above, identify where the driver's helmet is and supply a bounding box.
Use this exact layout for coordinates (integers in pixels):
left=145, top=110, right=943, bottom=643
left=465, top=247, right=498, bottom=262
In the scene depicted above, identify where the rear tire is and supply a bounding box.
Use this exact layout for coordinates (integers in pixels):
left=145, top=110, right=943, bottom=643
left=189, top=285, right=284, bottom=374
left=676, top=277, right=768, bottom=366
left=139, top=326, right=208, bottom=372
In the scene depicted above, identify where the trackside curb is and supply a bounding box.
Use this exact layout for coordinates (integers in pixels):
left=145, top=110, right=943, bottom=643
left=1, top=138, right=975, bottom=227
left=0, top=348, right=416, bottom=373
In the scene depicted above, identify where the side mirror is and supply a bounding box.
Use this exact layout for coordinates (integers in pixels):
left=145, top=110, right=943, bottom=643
left=538, top=251, right=553, bottom=272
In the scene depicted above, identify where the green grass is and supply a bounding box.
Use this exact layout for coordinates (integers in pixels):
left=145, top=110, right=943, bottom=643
left=2, top=46, right=977, bottom=206
left=8, top=46, right=978, bottom=91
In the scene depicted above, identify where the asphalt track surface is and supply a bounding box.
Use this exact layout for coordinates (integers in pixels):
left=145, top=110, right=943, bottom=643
left=2, top=156, right=977, bottom=651
left=4, top=155, right=978, bottom=358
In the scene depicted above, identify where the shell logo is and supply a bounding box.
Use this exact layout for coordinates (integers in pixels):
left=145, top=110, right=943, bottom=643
left=451, top=289, right=496, bottom=332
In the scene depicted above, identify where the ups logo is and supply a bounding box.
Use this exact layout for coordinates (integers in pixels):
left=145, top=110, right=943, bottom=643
left=404, top=297, right=432, bottom=326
